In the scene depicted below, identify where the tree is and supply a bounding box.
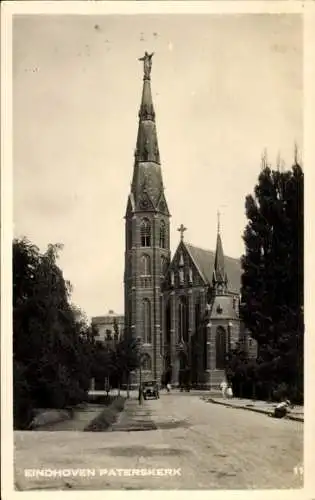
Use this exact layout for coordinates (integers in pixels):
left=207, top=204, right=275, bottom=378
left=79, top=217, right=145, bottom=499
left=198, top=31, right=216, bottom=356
left=240, top=156, right=304, bottom=402
left=13, top=238, right=93, bottom=427
left=113, top=335, right=140, bottom=397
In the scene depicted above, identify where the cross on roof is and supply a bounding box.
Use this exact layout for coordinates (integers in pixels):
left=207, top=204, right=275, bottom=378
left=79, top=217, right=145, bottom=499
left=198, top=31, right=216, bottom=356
left=177, top=224, right=187, bottom=241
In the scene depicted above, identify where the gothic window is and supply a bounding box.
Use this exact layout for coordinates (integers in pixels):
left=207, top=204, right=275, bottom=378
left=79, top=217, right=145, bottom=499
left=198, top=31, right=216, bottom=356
left=142, top=298, right=152, bottom=344
left=140, top=218, right=151, bottom=247
left=195, top=300, right=200, bottom=334
left=216, top=326, right=227, bottom=370
left=141, top=254, right=151, bottom=275
left=127, top=224, right=132, bottom=249
left=159, top=220, right=166, bottom=248
left=142, top=354, right=152, bottom=371
left=188, top=268, right=193, bottom=284
left=179, top=268, right=184, bottom=285
left=178, top=296, right=189, bottom=343
left=170, top=271, right=175, bottom=287
left=161, top=255, right=167, bottom=275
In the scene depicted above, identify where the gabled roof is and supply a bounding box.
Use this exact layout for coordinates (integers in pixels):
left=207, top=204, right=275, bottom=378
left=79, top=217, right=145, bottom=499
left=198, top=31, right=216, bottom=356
left=184, top=242, right=241, bottom=294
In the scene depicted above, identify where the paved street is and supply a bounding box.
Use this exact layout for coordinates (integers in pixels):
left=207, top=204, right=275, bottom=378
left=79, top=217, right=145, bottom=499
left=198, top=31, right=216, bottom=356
left=14, top=393, right=303, bottom=490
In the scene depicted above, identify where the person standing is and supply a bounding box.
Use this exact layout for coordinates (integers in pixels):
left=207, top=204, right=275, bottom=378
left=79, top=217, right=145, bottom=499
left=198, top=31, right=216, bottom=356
left=226, top=384, right=233, bottom=399
left=220, top=380, right=228, bottom=398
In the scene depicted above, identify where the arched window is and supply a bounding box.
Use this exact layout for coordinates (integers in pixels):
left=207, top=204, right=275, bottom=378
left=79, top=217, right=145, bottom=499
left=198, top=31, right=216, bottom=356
left=178, top=296, right=189, bottom=343
left=142, top=299, right=152, bottom=344
left=140, top=218, right=151, bottom=247
left=195, top=300, right=200, bottom=334
left=142, top=354, right=152, bottom=371
left=127, top=224, right=132, bottom=249
left=216, top=326, right=227, bottom=369
left=161, top=255, right=167, bottom=275
left=159, top=220, right=166, bottom=248
left=141, top=254, right=151, bottom=275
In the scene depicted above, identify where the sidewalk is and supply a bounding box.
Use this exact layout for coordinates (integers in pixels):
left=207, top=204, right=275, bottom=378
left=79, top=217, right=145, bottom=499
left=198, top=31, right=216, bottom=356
left=203, top=396, right=304, bottom=422
left=110, top=398, right=157, bottom=431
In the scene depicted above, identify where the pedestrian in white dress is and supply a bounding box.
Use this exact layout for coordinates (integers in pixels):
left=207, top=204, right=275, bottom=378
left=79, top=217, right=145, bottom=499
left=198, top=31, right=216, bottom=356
left=226, top=385, right=233, bottom=398
left=220, top=380, right=228, bottom=398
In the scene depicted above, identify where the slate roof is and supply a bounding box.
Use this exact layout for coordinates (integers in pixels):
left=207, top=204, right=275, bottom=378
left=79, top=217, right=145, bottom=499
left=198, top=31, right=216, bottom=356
left=184, top=242, right=242, bottom=294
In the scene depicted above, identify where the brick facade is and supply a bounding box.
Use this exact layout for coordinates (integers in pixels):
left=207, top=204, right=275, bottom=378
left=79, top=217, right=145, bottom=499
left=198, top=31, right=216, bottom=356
left=124, top=55, right=254, bottom=389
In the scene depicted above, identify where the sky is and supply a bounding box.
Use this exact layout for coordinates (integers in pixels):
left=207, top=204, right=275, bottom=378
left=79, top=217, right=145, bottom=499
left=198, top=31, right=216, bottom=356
left=13, top=13, right=303, bottom=319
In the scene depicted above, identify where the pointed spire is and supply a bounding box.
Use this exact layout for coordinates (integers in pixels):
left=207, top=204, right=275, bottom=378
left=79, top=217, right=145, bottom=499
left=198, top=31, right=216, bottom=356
left=129, top=53, right=166, bottom=212
left=214, top=233, right=225, bottom=283
left=212, top=213, right=228, bottom=292
left=134, top=52, right=160, bottom=165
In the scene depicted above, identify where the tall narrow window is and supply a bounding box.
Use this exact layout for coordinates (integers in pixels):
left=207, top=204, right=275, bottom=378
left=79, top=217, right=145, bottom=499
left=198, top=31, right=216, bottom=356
left=216, top=326, right=227, bottom=369
left=161, top=255, right=167, bottom=275
left=159, top=220, right=166, bottom=248
left=141, top=254, right=151, bottom=275
left=140, top=218, right=151, bottom=247
left=195, top=300, right=200, bottom=335
left=178, top=296, right=188, bottom=343
left=127, top=224, right=132, bottom=249
left=142, top=299, right=152, bottom=344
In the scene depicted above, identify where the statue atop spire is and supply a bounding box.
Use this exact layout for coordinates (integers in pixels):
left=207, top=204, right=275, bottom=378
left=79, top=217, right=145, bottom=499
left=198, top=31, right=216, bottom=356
left=138, top=51, right=154, bottom=79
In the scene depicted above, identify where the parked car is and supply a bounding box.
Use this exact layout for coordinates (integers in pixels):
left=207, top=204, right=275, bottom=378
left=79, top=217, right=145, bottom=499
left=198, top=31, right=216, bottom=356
left=141, top=380, right=159, bottom=400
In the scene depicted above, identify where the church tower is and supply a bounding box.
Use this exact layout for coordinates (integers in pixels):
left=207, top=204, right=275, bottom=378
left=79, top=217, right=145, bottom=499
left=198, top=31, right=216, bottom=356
left=124, top=53, right=171, bottom=383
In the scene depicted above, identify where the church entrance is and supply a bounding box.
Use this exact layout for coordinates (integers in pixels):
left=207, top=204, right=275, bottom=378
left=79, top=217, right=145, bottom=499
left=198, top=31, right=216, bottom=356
left=178, top=351, right=190, bottom=389
left=162, top=353, right=172, bottom=387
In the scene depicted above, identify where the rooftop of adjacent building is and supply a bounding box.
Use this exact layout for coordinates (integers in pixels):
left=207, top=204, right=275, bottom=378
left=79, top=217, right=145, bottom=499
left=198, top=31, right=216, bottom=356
left=92, top=310, right=124, bottom=324
left=177, top=241, right=241, bottom=294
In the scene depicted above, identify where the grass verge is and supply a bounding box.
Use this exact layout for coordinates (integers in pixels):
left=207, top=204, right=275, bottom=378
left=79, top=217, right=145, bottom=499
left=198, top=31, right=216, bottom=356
left=84, top=396, right=126, bottom=432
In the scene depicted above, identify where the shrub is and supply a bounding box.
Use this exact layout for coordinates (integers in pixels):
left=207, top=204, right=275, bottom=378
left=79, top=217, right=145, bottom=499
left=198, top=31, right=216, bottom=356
left=13, top=361, right=33, bottom=429
left=84, top=396, right=125, bottom=432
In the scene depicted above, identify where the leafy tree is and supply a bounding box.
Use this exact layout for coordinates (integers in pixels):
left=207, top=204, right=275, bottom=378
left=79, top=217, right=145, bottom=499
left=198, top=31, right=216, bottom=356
left=13, top=238, right=93, bottom=427
left=113, top=335, right=140, bottom=396
left=240, top=155, right=304, bottom=403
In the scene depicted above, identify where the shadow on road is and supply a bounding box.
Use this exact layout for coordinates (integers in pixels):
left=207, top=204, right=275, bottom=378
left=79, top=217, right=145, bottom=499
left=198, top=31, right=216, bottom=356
left=99, top=445, right=189, bottom=457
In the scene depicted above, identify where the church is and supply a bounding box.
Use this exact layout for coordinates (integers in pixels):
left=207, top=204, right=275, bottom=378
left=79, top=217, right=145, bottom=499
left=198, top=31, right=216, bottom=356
left=124, top=53, right=254, bottom=389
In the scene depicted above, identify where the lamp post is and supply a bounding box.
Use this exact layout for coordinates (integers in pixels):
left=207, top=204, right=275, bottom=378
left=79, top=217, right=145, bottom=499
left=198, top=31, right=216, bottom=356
left=136, top=336, right=143, bottom=405
left=227, top=321, right=233, bottom=353
left=226, top=321, right=233, bottom=382
left=206, top=321, right=212, bottom=389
